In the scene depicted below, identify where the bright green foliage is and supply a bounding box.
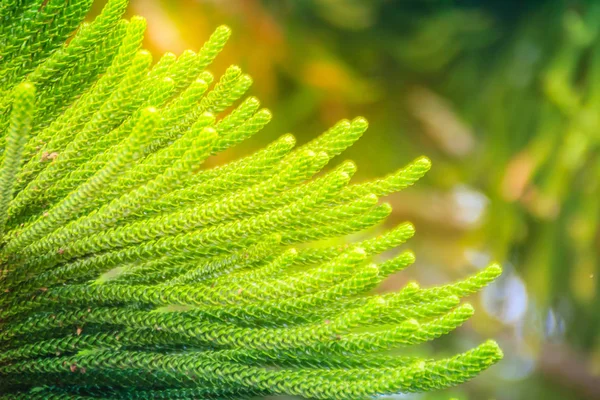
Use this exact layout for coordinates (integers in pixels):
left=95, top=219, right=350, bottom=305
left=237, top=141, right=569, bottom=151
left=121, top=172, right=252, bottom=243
left=0, top=1, right=502, bottom=399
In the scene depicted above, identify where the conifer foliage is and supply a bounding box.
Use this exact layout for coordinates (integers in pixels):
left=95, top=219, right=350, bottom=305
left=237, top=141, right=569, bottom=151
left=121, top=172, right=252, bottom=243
left=0, top=1, right=503, bottom=398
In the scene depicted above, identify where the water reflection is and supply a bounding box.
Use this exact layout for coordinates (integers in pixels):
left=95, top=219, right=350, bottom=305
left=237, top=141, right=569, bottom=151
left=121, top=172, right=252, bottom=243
left=544, top=308, right=566, bottom=340
left=451, top=185, right=488, bottom=228
left=482, top=266, right=528, bottom=325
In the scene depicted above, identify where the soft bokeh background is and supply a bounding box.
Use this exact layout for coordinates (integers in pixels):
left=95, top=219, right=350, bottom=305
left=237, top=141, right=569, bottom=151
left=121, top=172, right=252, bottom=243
left=92, top=1, right=600, bottom=398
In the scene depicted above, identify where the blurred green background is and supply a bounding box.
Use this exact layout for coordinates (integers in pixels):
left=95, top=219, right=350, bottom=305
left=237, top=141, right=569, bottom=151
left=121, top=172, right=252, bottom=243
left=93, top=0, right=600, bottom=398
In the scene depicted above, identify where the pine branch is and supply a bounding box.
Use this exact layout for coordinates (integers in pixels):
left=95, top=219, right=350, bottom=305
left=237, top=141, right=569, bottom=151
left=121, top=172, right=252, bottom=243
left=0, top=1, right=503, bottom=398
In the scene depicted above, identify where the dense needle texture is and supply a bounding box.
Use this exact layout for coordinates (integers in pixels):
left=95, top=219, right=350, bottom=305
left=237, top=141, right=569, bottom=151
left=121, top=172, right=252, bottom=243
left=0, top=1, right=502, bottom=399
